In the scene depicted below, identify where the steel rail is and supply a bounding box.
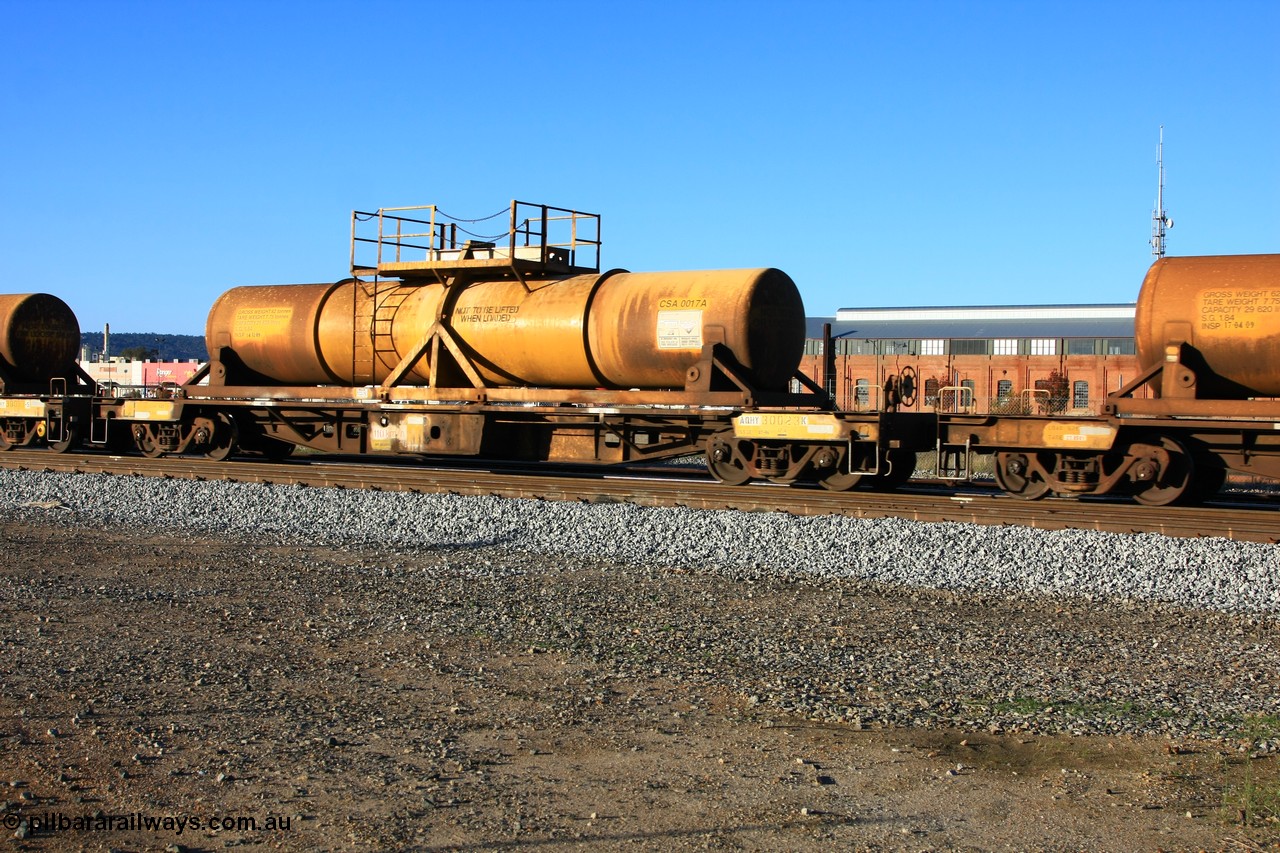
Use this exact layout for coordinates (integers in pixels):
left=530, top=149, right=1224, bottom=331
left=0, top=452, right=1276, bottom=544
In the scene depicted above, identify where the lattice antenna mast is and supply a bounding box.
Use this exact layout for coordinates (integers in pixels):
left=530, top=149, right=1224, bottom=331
left=1151, top=126, right=1173, bottom=257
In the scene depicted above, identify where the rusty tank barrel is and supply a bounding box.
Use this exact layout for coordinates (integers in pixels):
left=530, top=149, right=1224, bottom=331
left=205, top=268, right=805, bottom=391
left=1135, top=254, right=1280, bottom=398
left=0, top=293, right=81, bottom=385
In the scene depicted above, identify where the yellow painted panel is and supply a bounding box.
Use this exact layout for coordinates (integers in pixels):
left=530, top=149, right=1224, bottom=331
left=1040, top=421, right=1116, bottom=450
left=733, top=413, right=846, bottom=441
left=121, top=400, right=178, bottom=421
left=0, top=399, right=45, bottom=416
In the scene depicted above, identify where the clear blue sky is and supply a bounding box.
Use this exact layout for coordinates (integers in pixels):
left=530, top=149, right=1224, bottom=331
left=2, top=0, right=1276, bottom=335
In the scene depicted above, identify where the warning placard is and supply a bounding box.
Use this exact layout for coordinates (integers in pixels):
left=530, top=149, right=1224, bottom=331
left=656, top=309, right=703, bottom=350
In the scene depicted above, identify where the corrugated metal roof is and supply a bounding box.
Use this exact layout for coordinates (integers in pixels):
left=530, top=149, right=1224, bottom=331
left=806, top=305, right=1136, bottom=340
left=836, top=304, right=1135, bottom=322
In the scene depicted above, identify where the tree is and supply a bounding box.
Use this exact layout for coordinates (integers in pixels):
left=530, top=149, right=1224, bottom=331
left=118, top=346, right=158, bottom=361
left=1036, top=370, right=1070, bottom=413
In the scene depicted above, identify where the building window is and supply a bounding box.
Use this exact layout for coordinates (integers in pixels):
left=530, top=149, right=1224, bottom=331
left=1067, top=338, right=1096, bottom=356
left=804, top=339, right=824, bottom=356
left=920, top=339, right=945, bottom=356
left=1073, top=380, right=1089, bottom=409
left=924, top=378, right=940, bottom=406
left=883, top=339, right=917, bottom=355
left=839, top=338, right=878, bottom=355
left=993, top=339, right=1017, bottom=356
left=1029, top=339, right=1057, bottom=356
left=1105, top=338, right=1136, bottom=355
left=995, top=379, right=1015, bottom=413
left=854, top=379, right=870, bottom=408
left=951, top=339, right=987, bottom=356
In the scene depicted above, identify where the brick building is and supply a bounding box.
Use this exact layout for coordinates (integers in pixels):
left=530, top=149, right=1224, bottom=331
left=798, top=304, right=1144, bottom=416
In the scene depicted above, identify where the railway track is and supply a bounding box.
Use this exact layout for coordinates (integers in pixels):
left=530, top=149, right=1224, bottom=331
left=1, top=451, right=1277, bottom=544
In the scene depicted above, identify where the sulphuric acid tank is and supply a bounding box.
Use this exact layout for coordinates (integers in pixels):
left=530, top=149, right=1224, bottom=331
left=205, top=268, right=805, bottom=391
left=0, top=293, right=82, bottom=385
left=1135, top=254, right=1280, bottom=398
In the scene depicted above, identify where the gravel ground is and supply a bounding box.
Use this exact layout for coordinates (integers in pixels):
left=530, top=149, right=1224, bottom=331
left=1, top=467, right=1279, bottom=849
left=2, top=468, right=1278, bottom=614
left=2, top=467, right=1278, bottom=741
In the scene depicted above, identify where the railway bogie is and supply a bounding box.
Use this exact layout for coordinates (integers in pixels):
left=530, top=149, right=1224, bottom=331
left=0, top=390, right=99, bottom=453
left=943, top=412, right=1280, bottom=506
left=125, top=412, right=237, bottom=460
left=979, top=431, right=1197, bottom=506
left=699, top=410, right=932, bottom=489
left=0, top=398, right=48, bottom=450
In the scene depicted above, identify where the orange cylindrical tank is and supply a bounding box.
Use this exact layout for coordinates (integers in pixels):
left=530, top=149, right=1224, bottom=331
left=0, top=293, right=81, bottom=385
left=205, top=268, right=805, bottom=391
left=1135, top=254, right=1280, bottom=398
left=587, top=268, right=802, bottom=390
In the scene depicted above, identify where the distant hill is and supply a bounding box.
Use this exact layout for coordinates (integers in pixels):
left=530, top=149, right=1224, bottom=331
left=80, top=332, right=207, bottom=362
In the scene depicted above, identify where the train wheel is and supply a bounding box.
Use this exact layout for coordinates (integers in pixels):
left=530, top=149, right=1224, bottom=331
left=819, top=470, right=862, bottom=491
left=994, top=452, right=1051, bottom=500
left=1129, top=436, right=1194, bottom=507
left=807, top=444, right=859, bottom=490
left=49, top=426, right=80, bottom=454
left=705, top=432, right=751, bottom=486
left=0, top=426, right=13, bottom=452
left=133, top=424, right=166, bottom=458
left=203, top=414, right=238, bottom=462
left=869, top=450, right=916, bottom=491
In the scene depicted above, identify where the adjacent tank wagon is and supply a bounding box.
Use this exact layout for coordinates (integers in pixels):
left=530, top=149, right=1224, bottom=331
left=0, top=293, right=81, bottom=387
left=934, top=253, right=1280, bottom=505
left=1133, top=253, right=1280, bottom=399
left=0, top=293, right=94, bottom=451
